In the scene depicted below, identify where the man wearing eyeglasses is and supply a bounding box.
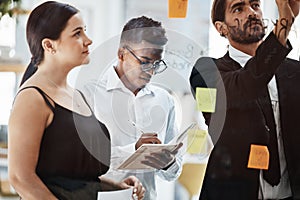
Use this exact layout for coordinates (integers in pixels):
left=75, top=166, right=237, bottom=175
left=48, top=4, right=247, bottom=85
left=81, top=16, right=182, bottom=200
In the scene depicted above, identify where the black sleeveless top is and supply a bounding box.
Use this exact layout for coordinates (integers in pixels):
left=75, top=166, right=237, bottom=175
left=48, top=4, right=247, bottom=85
left=19, top=86, right=110, bottom=181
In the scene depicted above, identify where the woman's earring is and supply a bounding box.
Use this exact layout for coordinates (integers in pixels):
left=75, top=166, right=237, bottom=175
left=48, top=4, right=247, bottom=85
left=51, top=49, right=56, bottom=54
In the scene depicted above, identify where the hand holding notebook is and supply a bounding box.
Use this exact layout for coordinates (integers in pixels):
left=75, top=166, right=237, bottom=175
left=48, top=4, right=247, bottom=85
left=117, top=123, right=196, bottom=170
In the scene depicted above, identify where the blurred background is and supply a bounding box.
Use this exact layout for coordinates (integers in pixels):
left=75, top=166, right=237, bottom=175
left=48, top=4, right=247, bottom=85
left=0, top=0, right=299, bottom=199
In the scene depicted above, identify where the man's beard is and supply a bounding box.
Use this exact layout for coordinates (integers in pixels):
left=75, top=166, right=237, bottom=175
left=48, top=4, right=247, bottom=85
left=227, top=17, right=266, bottom=44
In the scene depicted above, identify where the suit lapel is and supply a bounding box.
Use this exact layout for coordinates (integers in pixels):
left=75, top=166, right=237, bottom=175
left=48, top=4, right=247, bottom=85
left=220, top=52, right=243, bottom=71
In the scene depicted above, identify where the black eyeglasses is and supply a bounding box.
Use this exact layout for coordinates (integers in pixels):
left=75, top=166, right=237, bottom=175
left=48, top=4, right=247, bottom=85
left=124, top=45, right=167, bottom=74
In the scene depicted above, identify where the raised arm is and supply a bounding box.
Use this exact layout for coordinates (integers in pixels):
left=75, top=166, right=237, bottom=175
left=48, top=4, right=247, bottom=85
left=274, top=0, right=300, bottom=45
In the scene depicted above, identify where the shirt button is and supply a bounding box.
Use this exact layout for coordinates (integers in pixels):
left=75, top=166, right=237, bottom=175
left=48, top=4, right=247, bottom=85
left=265, top=125, right=270, bottom=132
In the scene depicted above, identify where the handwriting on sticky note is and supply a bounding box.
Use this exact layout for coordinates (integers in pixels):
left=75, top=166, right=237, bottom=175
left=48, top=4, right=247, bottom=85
left=168, top=0, right=188, bottom=18
left=196, top=87, right=217, bottom=113
left=187, top=129, right=207, bottom=154
left=247, top=144, right=269, bottom=170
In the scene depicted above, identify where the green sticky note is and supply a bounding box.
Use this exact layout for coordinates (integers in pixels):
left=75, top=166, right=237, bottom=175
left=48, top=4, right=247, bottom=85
left=196, top=87, right=217, bottom=113
left=187, top=129, right=207, bottom=154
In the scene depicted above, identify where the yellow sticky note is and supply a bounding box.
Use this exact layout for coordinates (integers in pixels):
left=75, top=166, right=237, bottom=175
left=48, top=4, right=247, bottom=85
left=247, top=144, right=269, bottom=170
left=187, top=129, right=207, bottom=154
left=196, top=87, right=217, bottom=113
left=168, top=0, right=188, bottom=18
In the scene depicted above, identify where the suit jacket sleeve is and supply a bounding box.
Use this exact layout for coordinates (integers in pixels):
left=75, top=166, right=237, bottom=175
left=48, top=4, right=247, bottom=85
left=190, top=32, right=292, bottom=107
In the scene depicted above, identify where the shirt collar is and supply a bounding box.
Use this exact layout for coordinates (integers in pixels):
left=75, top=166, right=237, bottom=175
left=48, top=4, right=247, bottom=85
left=228, top=45, right=252, bottom=67
left=104, top=66, right=123, bottom=91
left=103, top=66, right=154, bottom=96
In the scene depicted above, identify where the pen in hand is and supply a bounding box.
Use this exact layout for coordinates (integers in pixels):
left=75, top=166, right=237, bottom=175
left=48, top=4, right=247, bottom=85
left=135, top=133, right=162, bottom=149
left=128, top=120, right=162, bottom=149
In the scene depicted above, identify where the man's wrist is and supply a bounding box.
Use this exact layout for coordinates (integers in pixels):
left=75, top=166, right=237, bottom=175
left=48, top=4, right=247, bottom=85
left=162, top=158, right=176, bottom=171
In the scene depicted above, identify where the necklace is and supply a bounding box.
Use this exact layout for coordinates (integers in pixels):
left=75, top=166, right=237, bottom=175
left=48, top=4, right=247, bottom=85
left=45, top=77, right=81, bottom=109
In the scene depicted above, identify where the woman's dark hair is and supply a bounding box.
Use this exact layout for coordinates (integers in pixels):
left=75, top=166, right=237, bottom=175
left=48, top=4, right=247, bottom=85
left=120, top=16, right=168, bottom=47
left=20, top=1, right=78, bottom=86
left=211, top=0, right=227, bottom=24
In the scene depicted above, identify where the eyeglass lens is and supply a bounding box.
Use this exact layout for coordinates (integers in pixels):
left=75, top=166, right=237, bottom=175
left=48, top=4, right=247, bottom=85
left=125, top=45, right=167, bottom=74
left=141, top=60, right=167, bottom=74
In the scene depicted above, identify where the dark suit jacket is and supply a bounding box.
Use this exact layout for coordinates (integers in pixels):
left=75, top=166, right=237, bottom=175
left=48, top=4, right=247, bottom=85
left=190, top=32, right=300, bottom=200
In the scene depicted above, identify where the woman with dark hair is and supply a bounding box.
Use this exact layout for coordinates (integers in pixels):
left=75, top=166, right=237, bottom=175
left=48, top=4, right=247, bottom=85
left=8, top=1, right=145, bottom=199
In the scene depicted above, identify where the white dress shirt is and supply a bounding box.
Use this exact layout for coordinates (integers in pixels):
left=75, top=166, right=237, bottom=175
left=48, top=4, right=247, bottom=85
left=80, top=66, right=182, bottom=200
left=229, top=45, right=292, bottom=199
